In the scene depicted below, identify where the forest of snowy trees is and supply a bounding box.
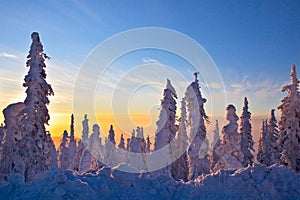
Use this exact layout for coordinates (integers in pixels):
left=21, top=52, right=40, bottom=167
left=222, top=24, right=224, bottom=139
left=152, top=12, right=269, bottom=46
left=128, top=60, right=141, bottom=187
left=0, top=33, right=299, bottom=197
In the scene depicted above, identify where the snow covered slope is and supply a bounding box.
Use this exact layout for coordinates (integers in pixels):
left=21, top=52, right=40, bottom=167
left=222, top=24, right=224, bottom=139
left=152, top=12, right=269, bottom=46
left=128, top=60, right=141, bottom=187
left=0, top=163, right=299, bottom=199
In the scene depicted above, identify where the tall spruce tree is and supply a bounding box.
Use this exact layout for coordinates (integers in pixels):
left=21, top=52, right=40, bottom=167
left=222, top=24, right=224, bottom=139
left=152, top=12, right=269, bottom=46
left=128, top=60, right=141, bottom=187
left=118, top=134, right=125, bottom=150
left=277, top=65, right=300, bottom=172
left=69, top=114, right=76, bottom=169
left=104, top=125, right=117, bottom=168
left=210, top=120, right=221, bottom=172
left=257, top=120, right=270, bottom=165
left=72, top=114, right=89, bottom=171
left=57, top=130, right=69, bottom=170
left=154, top=79, right=177, bottom=176
left=240, top=97, right=254, bottom=167
left=267, top=109, right=280, bottom=164
left=186, top=73, right=210, bottom=180
left=146, top=135, right=151, bottom=153
left=172, top=98, right=189, bottom=181
left=211, top=120, right=220, bottom=149
left=0, top=33, right=54, bottom=182
left=81, top=114, right=89, bottom=145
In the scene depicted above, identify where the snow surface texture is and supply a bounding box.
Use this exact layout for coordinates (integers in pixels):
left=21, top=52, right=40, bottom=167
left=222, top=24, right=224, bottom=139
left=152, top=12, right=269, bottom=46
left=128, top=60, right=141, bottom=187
left=0, top=164, right=299, bottom=200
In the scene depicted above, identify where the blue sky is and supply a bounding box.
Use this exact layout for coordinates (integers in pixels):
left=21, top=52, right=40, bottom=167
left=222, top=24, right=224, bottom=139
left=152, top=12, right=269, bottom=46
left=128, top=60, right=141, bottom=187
left=0, top=0, right=299, bottom=139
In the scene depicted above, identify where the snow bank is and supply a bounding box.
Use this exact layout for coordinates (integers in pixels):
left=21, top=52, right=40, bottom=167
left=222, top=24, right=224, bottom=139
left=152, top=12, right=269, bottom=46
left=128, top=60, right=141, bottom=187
left=0, top=164, right=299, bottom=199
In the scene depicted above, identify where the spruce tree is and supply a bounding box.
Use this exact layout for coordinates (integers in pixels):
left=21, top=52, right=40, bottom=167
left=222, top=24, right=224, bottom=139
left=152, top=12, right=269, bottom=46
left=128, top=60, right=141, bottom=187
left=277, top=65, right=300, bottom=172
left=0, top=103, right=25, bottom=177
left=0, top=33, right=54, bottom=182
left=211, top=120, right=220, bottom=149
left=81, top=114, right=89, bottom=145
left=154, top=79, right=177, bottom=175
left=146, top=135, right=151, bottom=153
left=172, top=98, right=189, bottom=181
left=185, top=73, right=210, bottom=180
left=46, top=132, right=57, bottom=168
left=57, top=130, right=69, bottom=170
left=212, top=105, right=244, bottom=172
left=79, top=124, right=102, bottom=173
left=104, top=125, right=117, bottom=168
left=257, top=120, right=270, bottom=165
left=118, top=134, right=125, bottom=150
left=108, top=125, right=116, bottom=145
left=88, top=124, right=103, bottom=170
left=126, top=138, right=131, bottom=151
left=73, top=114, right=89, bottom=171
left=72, top=140, right=84, bottom=171
left=210, top=120, right=221, bottom=172
left=267, top=109, right=280, bottom=164
left=240, top=97, right=254, bottom=167
left=69, top=114, right=76, bottom=169
left=116, top=133, right=127, bottom=164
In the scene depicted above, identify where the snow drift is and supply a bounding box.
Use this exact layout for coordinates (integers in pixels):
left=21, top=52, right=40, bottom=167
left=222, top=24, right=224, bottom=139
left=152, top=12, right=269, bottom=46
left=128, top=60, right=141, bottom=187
left=0, top=163, right=299, bottom=200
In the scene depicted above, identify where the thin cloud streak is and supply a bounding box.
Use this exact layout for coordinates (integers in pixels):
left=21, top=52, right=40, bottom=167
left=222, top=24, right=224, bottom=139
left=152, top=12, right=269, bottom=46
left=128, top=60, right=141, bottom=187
left=0, top=52, right=17, bottom=58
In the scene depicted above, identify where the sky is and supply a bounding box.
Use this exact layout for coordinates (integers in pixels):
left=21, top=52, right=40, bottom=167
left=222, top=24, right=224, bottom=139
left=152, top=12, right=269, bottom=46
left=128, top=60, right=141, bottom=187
left=0, top=1, right=299, bottom=148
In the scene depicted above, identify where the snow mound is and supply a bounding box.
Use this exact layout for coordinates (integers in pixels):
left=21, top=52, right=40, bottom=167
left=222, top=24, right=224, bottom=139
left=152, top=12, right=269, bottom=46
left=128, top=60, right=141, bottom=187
left=0, top=164, right=299, bottom=199
left=3, top=102, right=25, bottom=129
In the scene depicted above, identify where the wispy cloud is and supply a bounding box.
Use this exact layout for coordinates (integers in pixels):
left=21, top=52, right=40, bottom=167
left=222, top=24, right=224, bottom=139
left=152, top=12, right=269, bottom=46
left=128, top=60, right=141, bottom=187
left=142, top=57, right=160, bottom=64
left=0, top=52, right=17, bottom=58
left=224, top=75, right=285, bottom=113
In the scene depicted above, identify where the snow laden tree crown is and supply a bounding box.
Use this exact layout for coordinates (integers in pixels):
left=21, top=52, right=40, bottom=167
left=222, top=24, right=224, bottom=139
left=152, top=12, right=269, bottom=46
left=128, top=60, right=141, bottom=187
left=185, top=72, right=210, bottom=180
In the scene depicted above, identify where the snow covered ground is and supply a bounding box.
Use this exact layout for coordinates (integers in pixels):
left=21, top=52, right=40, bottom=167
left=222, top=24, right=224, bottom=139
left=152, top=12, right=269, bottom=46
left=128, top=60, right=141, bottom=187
left=0, top=163, right=299, bottom=200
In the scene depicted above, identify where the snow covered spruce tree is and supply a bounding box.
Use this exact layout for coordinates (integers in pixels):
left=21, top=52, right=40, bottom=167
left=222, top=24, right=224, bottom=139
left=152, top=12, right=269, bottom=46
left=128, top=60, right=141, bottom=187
left=79, top=124, right=102, bottom=173
left=57, top=130, right=69, bottom=170
left=154, top=79, right=177, bottom=176
left=0, top=103, right=25, bottom=178
left=88, top=124, right=103, bottom=170
left=73, top=114, right=90, bottom=171
left=210, top=120, right=221, bottom=172
left=185, top=73, right=210, bottom=180
left=146, top=135, right=151, bottom=153
left=128, top=127, right=147, bottom=171
left=103, top=125, right=117, bottom=168
left=72, top=140, right=83, bottom=171
left=257, top=120, right=270, bottom=165
left=267, top=109, right=280, bottom=164
left=118, top=134, right=125, bottom=150
left=116, top=133, right=128, bottom=164
left=239, top=97, right=254, bottom=167
left=108, top=125, right=116, bottom=145
left=68, top=114, right=77, bottom=169
left=0, top=33, right=55, bottom=182
left=277, top=65, right=300, bottom=172
left=46, top=132, right=57, bottom=168
left=81, top=114, right=89, bottom=145
left=212, top=105, right=244, bottom=172
left=126, top=138, right=131, bottom=151
left=211, top=120, right=220, bottom=149
left=172, top=98, right=189, bottom=181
